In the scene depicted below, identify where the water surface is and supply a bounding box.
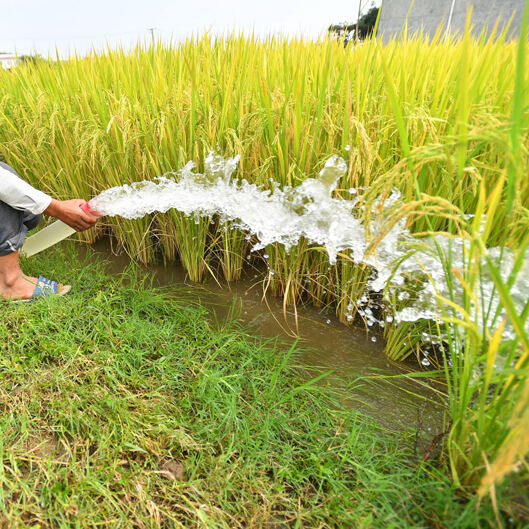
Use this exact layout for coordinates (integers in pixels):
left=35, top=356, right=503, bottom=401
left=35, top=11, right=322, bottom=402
left=83, top=239, right=446, bottom=440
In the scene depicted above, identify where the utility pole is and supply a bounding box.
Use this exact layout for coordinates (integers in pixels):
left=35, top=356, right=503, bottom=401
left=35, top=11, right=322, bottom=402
left=147, top=27, right=156, bottom=41
left=356, top=0, right=363, bottom=41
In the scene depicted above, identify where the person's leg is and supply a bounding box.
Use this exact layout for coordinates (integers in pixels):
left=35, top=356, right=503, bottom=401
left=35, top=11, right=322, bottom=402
left=0, top=196, right=40, bottom=299
left=0, top=162, right=40, bottom=299
left=0, top=162, right=70, bottom=300
left=0, top=250, right=39, bottom=300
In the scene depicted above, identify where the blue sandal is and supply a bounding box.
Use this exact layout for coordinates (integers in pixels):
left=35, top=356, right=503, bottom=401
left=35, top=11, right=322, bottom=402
left=13, top=276, right=71, bottom=303
left=32, top=276, right=71, bottom=298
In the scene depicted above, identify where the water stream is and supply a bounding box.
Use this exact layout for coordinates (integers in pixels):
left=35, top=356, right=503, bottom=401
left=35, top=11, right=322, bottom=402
left=90, top=152, right=529, bottom=347
left=75, top=151, right=528, bottom=441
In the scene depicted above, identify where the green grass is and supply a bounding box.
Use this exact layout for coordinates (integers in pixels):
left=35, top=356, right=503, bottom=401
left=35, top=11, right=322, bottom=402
left=0, top=244, right=522, bottom=528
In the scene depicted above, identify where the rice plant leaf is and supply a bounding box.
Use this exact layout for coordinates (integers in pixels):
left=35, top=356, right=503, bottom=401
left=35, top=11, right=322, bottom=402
left=485, top=257, right=529, bottom=352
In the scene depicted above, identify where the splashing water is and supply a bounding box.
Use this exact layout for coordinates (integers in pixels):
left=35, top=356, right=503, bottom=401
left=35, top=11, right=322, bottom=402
left=90, top=152, right=529, bottom=344
left=92, top=153, right=367, bottom=262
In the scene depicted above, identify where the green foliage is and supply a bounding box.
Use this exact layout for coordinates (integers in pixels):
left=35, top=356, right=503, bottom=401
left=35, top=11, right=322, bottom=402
left=0, top=245, right=519, bottom=527
left=18, top=53, right=44, bottom=65
left=329, top=6, right=380, bottom=42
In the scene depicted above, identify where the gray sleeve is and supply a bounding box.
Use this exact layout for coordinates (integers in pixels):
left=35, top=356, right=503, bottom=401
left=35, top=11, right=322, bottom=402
left=0, top=165, right=52, bottom=215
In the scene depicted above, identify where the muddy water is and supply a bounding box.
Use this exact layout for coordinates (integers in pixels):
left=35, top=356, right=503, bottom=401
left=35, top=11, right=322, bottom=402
left=84, top=239, right=446, bottom=438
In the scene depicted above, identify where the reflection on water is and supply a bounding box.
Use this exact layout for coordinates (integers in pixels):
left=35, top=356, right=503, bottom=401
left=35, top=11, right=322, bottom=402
left=82, top=239, right=446, bottom=439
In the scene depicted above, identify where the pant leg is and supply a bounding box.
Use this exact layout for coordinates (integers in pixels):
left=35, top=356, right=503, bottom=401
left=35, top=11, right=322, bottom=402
left=0, top=162, right=41, bottom=256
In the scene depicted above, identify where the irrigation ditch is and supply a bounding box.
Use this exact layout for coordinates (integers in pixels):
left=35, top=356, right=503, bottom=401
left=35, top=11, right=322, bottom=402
left=81, top=237, right=447, bottom=440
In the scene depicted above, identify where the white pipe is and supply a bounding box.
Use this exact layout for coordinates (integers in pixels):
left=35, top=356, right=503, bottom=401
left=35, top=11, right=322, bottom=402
left=444, top=0, right=457, bottom=40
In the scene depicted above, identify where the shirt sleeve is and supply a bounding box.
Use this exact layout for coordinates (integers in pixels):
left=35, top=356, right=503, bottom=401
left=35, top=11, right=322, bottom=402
left=0, top=165, right=52, bottom=215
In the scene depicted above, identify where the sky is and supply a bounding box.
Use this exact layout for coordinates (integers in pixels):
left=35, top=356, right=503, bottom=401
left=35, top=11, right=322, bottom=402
left=1, top=0, right=375, bottom=58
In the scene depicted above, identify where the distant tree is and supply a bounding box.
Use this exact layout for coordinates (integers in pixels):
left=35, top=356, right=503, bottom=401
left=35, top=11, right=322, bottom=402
left=359, top=6, right=379, bottom=32
left=18, top=54, right=43, bottom=65
left=328, top=6, right=380, bottom=44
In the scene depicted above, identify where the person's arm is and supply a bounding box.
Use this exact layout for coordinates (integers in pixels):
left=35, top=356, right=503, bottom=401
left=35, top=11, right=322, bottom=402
left=44, top=198, right=98, bottom=231
left=0, top=165, right=98, bottom=231
left=0, top=163, right=51, bottom=214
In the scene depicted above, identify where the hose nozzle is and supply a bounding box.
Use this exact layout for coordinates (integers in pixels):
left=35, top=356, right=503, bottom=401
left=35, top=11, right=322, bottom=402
left=80, top=201, right=103, bottom=217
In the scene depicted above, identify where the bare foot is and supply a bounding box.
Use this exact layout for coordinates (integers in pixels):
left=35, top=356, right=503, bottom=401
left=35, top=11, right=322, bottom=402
left=0, top=250, right=70, bottom=301
left=0, top=272, right=69, bottom=301
left=0, top=273, right=39, bottom=300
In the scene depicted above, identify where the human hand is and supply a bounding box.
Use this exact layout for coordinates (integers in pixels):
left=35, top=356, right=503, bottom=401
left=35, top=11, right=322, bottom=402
left=44, top=199, right=100, bottom=231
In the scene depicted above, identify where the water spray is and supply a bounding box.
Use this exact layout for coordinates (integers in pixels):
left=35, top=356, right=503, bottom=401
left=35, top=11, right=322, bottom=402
left=19, top=152, right=529, bottom=345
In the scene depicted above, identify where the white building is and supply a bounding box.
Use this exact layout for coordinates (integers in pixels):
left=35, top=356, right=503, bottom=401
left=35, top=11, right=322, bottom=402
left=0, top=53, right=19, bottom=70
left=378, top=0, right=525, bottom=41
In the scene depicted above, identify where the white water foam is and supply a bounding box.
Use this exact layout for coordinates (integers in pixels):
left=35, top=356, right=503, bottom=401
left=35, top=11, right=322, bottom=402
left=90, top=152, right=529, bottom=344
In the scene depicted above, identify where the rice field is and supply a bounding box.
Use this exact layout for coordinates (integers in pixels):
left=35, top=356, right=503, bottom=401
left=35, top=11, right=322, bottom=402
left=1, top=20, right=528, bottom=501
